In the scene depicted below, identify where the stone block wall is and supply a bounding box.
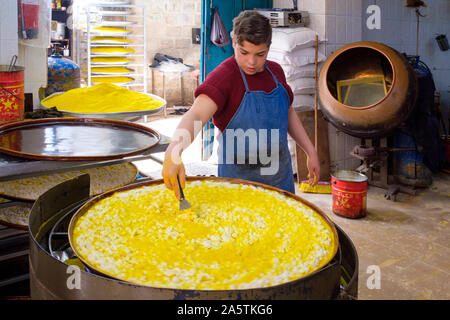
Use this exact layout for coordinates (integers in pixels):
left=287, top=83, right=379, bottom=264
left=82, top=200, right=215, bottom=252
left=135, top=0, right=202, bottom=107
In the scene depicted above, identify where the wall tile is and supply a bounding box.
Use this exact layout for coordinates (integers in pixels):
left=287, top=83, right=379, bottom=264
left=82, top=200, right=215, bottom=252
left=391, top=20, right=403, bottom=45
left=312, top=14, right=327, bottom=37
left=384, top=0, right=392, bottom=19
left=410, top=21, right=419, bottom=47
left=0, top=40, right=18, bottom=65
left=422, top=37, right=435, bottom=59
left=346, top=18, right=353, bottom=43
left=326, top=15, right=337, bottom=44
left=336, top=0, right=347, bottom=16
left=392, top=0, right=402, bottom=19
left=183, top=1, right=195, bottom=12
left=382, top=19, right=394, bottom=44
left=352, top=17, right=362, bottom=42
left=302, top=0, right=313, bottom=12
left=311, top=0, right=326, bottom=14
left=400, top=20, right=410, bottom=46
left=438, top=0, right=449, bottom=21
left=351, top=0, right=362, bottom=17
left=273, top=0, right=291, bottom=8
left=326, top=0, right=336, bottom=15
left=377, top=0, right=387, bottom=17
left=325, top=44, right=337, bottom=56
left=402, top=5, right=414, bottom=21
left=0, top=0, right=18, bottom=65
left=1, top=1, right=13, bottom=40
left=425, top=0, right=438, bottom=22
left=420, top=22, right=431, bottom=43
left=336, top=16, right=347, bottom=43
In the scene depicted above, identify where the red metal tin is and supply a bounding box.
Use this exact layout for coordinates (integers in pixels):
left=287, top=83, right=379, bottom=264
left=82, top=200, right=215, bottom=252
left=331, top=171, right=368, bottom=219
left=0, top=65, right=25, bottom=124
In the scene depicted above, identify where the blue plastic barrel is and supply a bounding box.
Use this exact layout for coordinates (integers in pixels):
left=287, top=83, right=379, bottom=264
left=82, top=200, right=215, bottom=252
left=46, top=53, right=80, bottom=97
left=392, top=131, right=432, bottom=187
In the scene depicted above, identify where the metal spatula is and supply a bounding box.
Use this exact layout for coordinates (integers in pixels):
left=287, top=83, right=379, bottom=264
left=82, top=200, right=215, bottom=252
left=177, top=176, right=192, bottom=210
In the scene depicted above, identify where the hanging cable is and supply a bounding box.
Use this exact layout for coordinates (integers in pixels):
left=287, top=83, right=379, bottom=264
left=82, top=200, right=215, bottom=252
left=415, top=6, right=428, bottom=56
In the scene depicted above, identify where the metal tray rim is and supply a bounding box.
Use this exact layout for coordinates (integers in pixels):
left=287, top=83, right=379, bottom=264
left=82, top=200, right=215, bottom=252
left=0, top=118, right=161, bottom=161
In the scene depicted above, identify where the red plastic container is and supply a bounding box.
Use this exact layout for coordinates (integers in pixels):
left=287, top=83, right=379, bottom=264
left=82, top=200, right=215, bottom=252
left=0, top=65, right=25, bottom=124
left=331, top=170, right=368, bottom=219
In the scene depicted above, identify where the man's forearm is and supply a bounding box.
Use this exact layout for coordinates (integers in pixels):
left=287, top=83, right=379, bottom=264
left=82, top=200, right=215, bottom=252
left=166, top=94, right=218, bottom=159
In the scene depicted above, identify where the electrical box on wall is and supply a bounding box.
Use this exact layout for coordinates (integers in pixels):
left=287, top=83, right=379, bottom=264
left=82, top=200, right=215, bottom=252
left=192, top=28, right=201, bottom=44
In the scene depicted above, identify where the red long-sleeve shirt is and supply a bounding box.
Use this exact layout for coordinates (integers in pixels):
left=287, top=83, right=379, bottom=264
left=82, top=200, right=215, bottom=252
left=194, top=56, right=294, bottom=132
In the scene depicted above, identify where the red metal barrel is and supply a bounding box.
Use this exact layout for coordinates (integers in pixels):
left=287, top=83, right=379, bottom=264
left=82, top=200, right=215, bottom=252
left=0, top=65, right=25, bottom=124
left=331, top=170, right=368, bottom=219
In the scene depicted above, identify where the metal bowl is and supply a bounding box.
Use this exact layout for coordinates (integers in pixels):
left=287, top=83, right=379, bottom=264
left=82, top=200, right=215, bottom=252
left=319, top=41, right=418, bottom=138
left=29, top=174, right=357, bottom=299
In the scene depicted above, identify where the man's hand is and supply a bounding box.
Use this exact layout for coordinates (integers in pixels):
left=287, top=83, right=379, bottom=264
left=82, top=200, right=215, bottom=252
left=161, top=94, right=218, bottom=200
left=307, top=151, right=320, bottom=186
left=162, top=148, right=186, bottom=201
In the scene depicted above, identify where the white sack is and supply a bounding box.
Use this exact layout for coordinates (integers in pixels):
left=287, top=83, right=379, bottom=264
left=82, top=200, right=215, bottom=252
left=268, top=47, right=326, bottom=67
left=291, top=94, right=316, bottom=112
left=271, top=27, right=324, bottom=52
left=288, top=77, right=316, bottom=95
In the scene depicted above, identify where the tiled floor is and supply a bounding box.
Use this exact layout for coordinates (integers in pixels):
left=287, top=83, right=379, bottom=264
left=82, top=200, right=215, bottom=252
left=296, top=175, right=450, bottom=300
left=137, top=115, right=450, bottom=300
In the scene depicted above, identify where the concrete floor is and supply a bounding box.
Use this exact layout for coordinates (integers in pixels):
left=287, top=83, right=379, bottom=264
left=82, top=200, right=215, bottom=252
left=297, top=175, right=449, bottom=300
left=136, top=115, right=450, bottom=300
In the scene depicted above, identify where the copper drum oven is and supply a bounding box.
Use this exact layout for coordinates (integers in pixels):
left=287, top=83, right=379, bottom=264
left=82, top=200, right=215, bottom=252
left=28, top=175, right=359, bottom=300
left=319, top=41, right=418, bottom=138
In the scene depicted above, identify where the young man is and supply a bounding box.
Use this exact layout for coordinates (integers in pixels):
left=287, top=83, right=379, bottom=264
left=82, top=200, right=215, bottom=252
left=162, top=10, right=319, bottom=199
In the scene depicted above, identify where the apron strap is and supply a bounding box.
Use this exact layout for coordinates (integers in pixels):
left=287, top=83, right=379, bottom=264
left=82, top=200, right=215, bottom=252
left=237, top=65, right=250, bottom=92
left=265, top=64, right=280, bottom=86
left=237, top=63, right=279, bottom=92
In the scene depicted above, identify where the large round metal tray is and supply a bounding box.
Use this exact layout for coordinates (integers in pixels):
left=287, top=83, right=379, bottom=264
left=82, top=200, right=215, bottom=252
left=96, top=10, right=135, bottom=16
left=0, top=163, right=138, bottom=202
left=90, top=57, right=134, bottom=65
left=89, top=38, right=131, bottom=45
left=68, top=176, right=339, bottom=290
left=40, top=91, right=166, bottom=120
left=90, top=30, right=132, bottom=37
left=94, top=21, right=136, bottom=27
left=0, top=198, right=31, bottom=230
left=0, top=118, right=160, bottom=161
left=90, top=68, right=134, bottom=75
left=96, top=0, right=131, bottom=5
left=90, top=50, right=134, bottom=56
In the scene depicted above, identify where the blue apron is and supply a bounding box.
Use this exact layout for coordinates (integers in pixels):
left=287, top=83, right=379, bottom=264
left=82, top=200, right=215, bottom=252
left=217, top=63, right=295, bottom=194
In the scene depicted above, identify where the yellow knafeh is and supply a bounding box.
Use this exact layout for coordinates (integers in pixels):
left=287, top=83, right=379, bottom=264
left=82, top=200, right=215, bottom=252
left=72, top=180, right=336, bottom=290
left=41, top=83, right=164, bottom=113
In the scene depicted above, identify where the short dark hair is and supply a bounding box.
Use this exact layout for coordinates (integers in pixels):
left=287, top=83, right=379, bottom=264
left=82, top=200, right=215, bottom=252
left=232, top=10, right=272, bottom=46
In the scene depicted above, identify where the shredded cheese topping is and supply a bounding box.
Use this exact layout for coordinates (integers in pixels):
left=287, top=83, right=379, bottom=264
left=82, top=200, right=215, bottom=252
left=73, top=180, right=336, bottom=290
